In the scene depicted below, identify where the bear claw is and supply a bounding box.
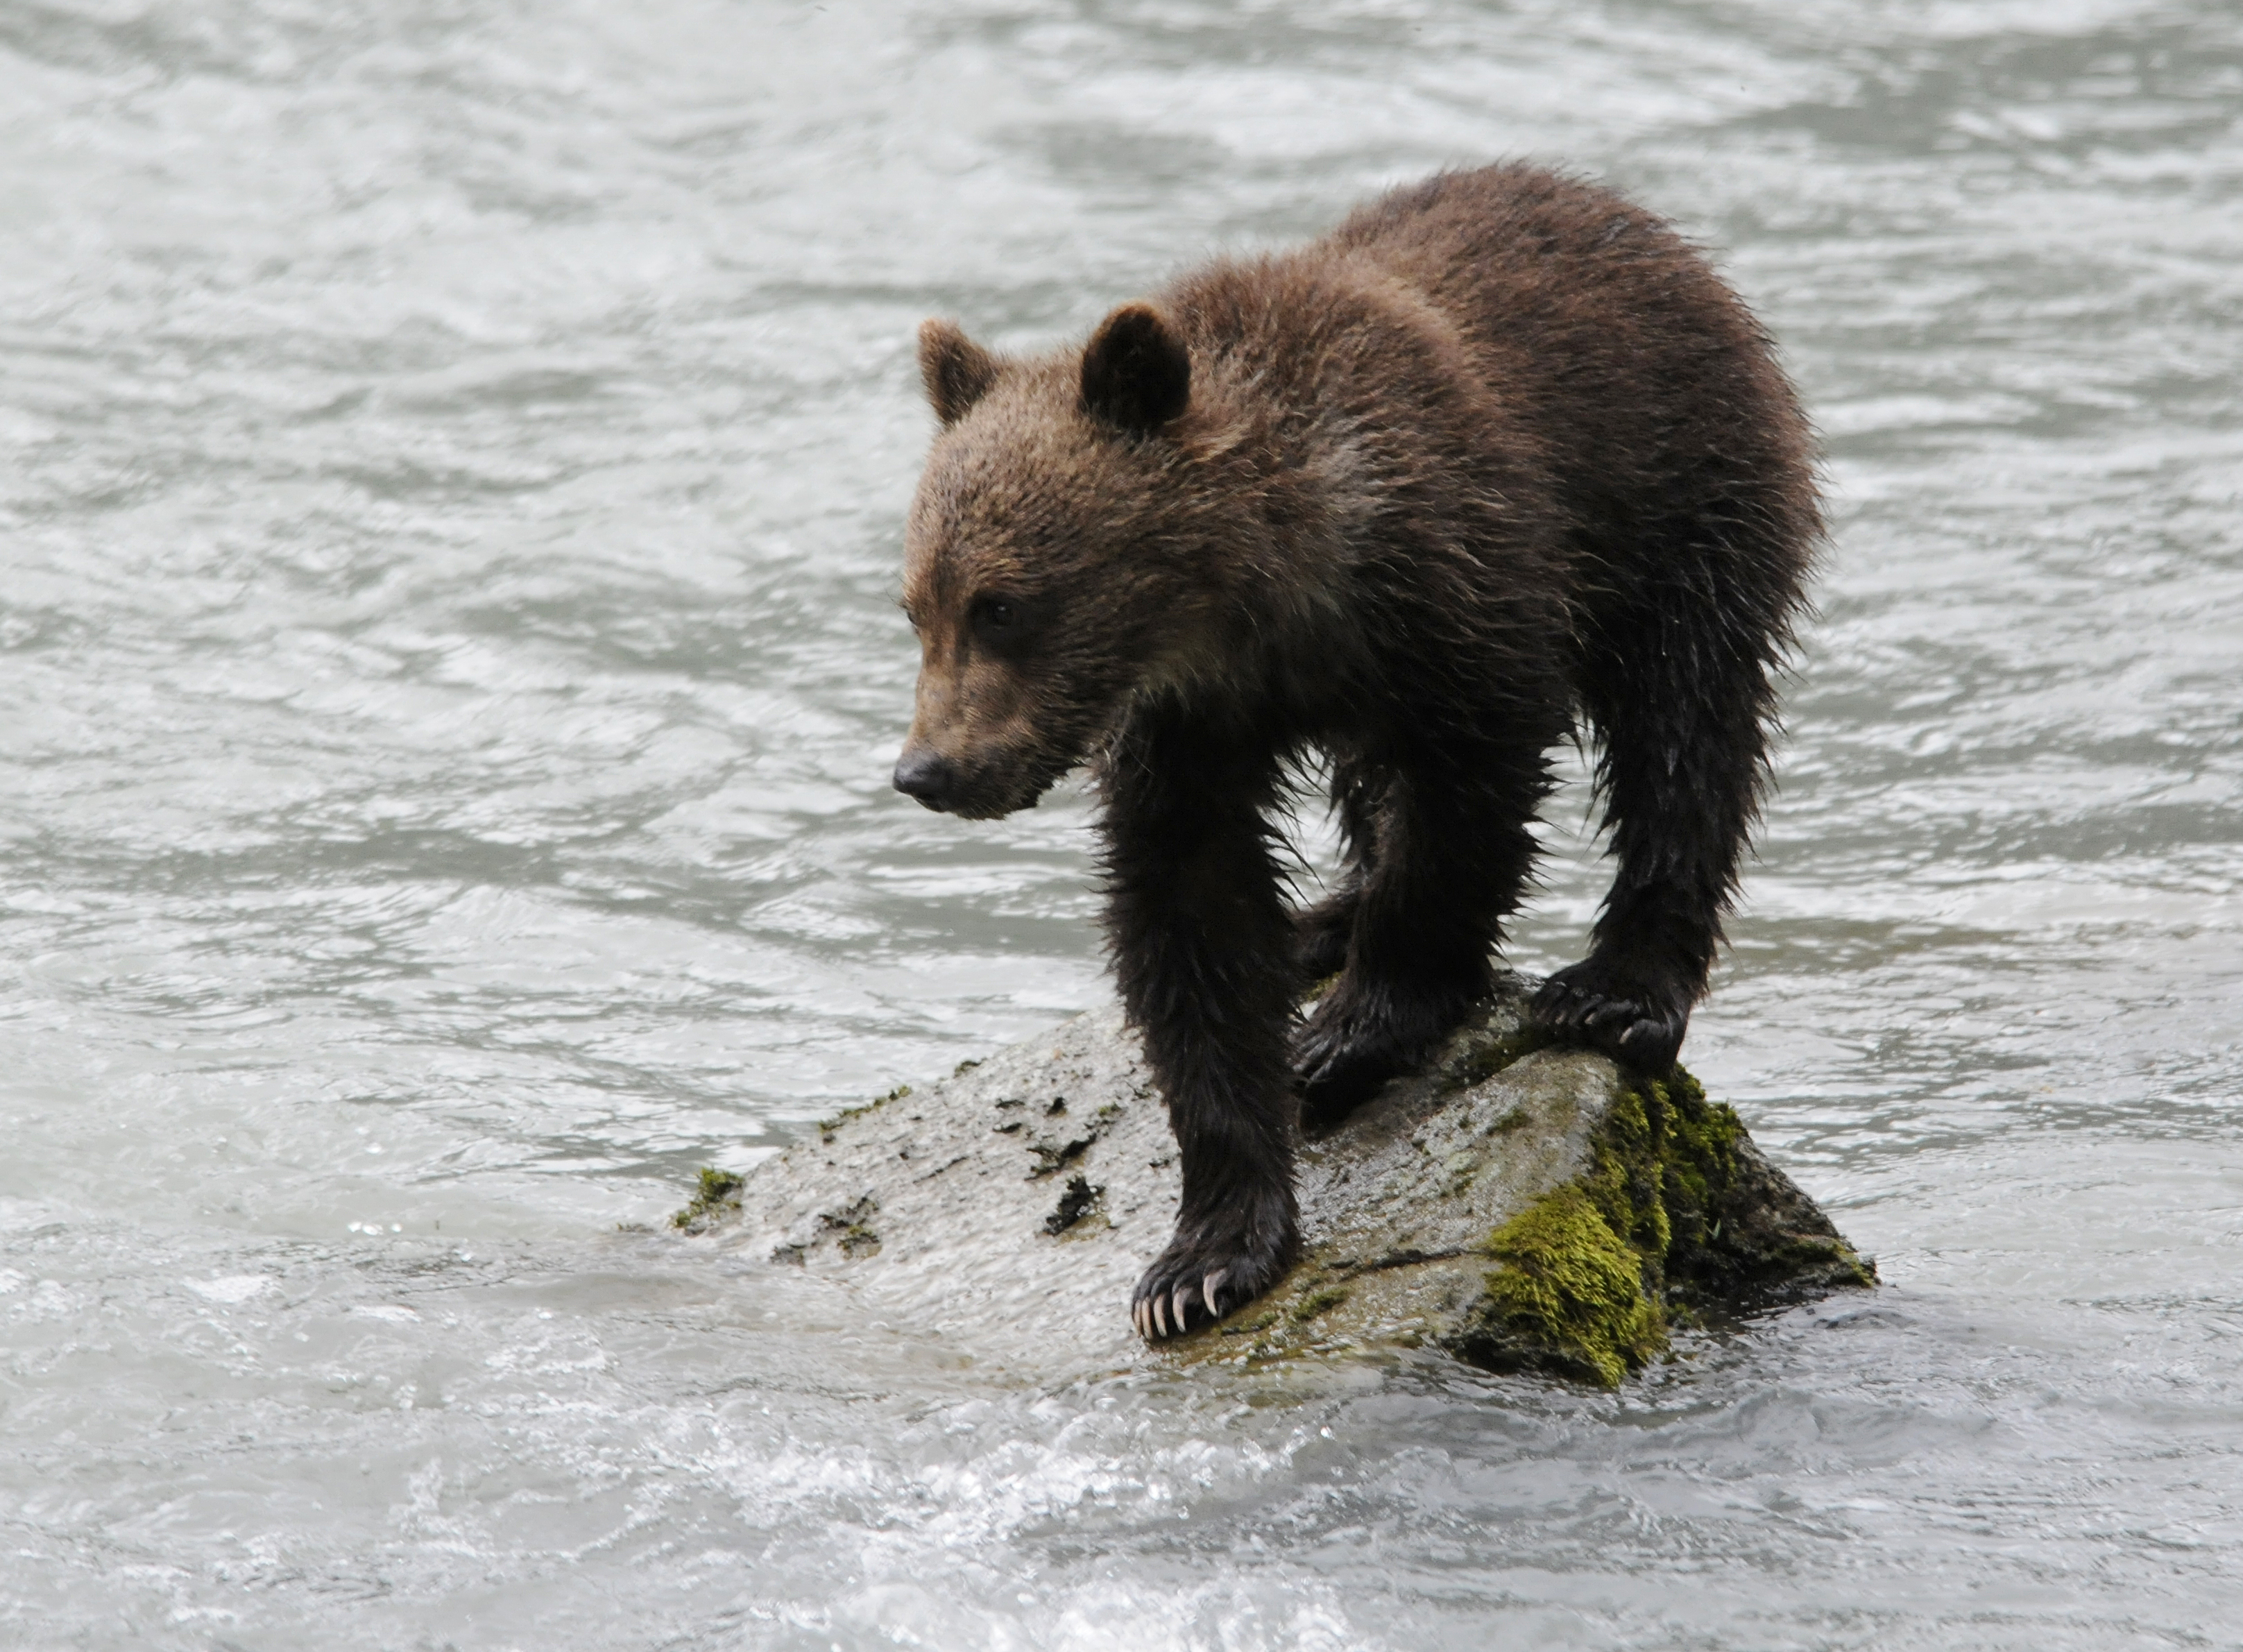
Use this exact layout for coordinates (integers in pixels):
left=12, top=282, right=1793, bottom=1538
left=1132, top=1219, right=1293, bottom=1343
left=1293, top=980, right=1466, bottom=1135
left=1293, top=1003, right=1406, bottom=1134
left=1532, top=960, right=1692, bottom=1072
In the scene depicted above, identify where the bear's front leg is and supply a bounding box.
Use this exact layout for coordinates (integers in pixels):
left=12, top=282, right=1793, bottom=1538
left=1101, top=717, right=1301, bottom=1341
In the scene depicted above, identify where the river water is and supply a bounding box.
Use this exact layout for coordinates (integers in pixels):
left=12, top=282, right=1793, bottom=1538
left=2, top=1, right=2239, bottom=1646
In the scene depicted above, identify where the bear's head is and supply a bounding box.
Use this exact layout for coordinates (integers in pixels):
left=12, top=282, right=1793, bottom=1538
left=893, top=304, right=1223, bottom=819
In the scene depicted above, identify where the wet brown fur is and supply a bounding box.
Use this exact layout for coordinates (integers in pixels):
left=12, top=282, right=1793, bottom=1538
left=895, top=164, right=1820, bottom=1341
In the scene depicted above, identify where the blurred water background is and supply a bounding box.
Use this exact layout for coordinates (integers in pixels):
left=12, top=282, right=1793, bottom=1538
left=1, top=1, right=2240, bottom=1646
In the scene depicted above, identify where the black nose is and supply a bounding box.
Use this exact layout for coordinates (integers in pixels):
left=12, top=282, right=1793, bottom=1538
left=892, top=749, right=955, bottom=809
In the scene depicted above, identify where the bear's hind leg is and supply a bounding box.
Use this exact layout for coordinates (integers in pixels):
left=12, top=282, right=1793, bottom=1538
left=1294, top=738, right=1548, bottom=1132
left=1291, top=753, right=1383, bottom=984
left=1535, top=534, right=1805, bottom=1070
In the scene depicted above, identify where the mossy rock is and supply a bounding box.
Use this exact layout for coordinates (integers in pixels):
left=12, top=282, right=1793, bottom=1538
left=1445, top=1069, right=1874, bottom=1385
left=1466, top=1183, right=1666, bottom=1386
left=672, top=980, right=1873, bottom=1385
left=669, top=1167, right=744, bottom=1235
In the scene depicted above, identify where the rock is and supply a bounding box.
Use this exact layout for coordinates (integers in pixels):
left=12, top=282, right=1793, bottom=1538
left=679, top=979, right=1873, bottom=1383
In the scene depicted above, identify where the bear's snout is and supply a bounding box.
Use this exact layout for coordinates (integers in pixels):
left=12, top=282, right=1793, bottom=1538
left=892, top=747, right=958, bottom=811
left=893, top=738, right=1064, bottom=819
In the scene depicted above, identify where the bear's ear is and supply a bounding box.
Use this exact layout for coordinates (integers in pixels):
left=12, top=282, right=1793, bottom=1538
left=1080, top=304, right=1190, bottom=434
left=919, top=319, right=998, bottom=427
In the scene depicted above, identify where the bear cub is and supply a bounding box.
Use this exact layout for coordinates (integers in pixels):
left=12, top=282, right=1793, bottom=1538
left=892, top=164, right=1818, bottom=1343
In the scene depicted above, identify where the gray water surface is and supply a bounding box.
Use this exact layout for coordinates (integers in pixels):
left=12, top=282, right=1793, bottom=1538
left=3, top=2, right=2240, bottom=1648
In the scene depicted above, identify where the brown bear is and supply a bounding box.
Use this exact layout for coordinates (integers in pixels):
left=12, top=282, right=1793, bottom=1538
left=892, top=163, right=1818, bottom=1342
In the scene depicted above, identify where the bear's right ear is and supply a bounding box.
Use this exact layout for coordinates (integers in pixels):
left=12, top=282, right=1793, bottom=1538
left=918, top=319, right=998, bottom=427
left=1080, top=304, right=1190, bottom=434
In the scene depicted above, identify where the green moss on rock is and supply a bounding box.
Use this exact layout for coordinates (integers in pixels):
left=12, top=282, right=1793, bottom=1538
left=1450, top=1066, right=1874, bottom=1386
left=672, top=1167, right=744, bottom=1234
left=1476, top=1184, right=1664, bottom=1385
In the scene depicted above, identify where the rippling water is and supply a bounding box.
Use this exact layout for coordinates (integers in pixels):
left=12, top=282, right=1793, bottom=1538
left=3, top=1, right=2240, bottom=1646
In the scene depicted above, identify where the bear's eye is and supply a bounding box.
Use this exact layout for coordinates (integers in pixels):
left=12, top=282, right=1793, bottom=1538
left=969, top=593, right=1038, bottom=654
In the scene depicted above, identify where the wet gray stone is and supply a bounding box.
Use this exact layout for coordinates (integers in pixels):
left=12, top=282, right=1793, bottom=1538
left=683, top=980, right=1872, bottom=1380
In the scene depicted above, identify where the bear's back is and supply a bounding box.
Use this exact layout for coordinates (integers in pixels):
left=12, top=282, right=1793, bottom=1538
left=1319, top=164, right=1817, bottom=562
